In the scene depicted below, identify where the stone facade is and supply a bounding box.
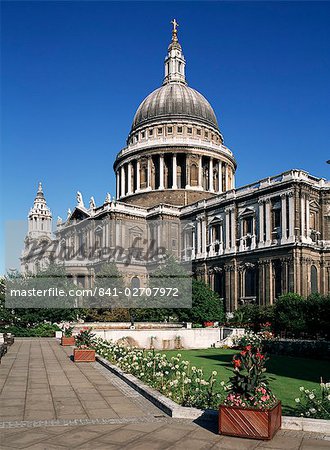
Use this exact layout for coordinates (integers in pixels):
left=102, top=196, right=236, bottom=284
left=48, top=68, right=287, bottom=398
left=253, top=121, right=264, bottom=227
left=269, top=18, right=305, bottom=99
left=21, top=23, right=330, bottom=313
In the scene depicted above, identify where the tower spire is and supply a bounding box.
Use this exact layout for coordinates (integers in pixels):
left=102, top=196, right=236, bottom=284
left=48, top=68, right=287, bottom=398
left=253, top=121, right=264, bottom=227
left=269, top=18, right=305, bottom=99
left=27, top=182, right=52, bottom=239
left=163, top=19, right=186, bottom=85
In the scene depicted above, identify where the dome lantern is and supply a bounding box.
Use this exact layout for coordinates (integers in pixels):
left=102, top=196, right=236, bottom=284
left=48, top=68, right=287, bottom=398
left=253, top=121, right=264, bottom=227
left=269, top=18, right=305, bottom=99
left=163, top=19, right=186, bottom=85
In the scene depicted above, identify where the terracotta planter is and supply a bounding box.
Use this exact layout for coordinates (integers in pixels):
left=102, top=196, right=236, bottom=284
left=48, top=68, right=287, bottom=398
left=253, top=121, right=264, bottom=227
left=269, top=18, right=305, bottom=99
left=219, top=401, right=281, bottom=440
left=73, top=348, right=95, bottom=362
left=61, top=336, right=75, bottom=346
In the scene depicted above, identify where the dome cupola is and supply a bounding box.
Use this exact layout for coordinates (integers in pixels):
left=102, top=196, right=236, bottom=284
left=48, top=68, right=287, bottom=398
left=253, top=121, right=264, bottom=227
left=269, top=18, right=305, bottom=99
left=114, top=21, right=236, bottom=207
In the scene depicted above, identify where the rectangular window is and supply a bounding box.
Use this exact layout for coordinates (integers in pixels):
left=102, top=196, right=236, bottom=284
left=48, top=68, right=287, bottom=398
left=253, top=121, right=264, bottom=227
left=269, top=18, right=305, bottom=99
left=158, top=127, right=163, bottom=134
left=205, top=131, right=209, bottom=138
left=141, top=131, right=145, bottom=138
left=197, top=129, right=201, bottom=136
left=177, top=126, right=183, bottom=133
left=187, top=127, right=192, bottom=134
left=149, top=129, right=153, bottom=136
left=167, top=126, right=173, bottom=133
left=243, top=217, right=253, bottom=235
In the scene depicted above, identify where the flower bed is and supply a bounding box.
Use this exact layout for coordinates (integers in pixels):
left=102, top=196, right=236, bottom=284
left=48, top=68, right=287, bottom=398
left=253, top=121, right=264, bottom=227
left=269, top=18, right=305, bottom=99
left=94, top=338, right=224, bottom=409
left=295, top=382, right=330, bottom=420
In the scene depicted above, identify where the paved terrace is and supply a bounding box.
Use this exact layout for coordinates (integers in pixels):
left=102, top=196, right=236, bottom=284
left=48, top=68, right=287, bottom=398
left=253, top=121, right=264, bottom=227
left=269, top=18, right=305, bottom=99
left=0, top=339, right=329, bottom=450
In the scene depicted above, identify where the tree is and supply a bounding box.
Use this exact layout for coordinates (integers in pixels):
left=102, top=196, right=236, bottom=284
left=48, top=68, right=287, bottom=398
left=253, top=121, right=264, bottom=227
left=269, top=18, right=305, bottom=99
left=177, top=279, right=225, bottom=324
left=4, top=265, right=85, bottom=327
left=86, top=262, right=130, bottom=320
left=273, top=293, right=306, bottom=336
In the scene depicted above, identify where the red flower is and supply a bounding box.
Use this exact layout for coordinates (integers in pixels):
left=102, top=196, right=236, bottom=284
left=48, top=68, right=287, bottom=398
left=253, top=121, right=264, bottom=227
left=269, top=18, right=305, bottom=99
left=245, top=345, right=252, bottom=351
left=256, top=352, right=265, bottom=360
left=233, top=358, right=241, bottom=369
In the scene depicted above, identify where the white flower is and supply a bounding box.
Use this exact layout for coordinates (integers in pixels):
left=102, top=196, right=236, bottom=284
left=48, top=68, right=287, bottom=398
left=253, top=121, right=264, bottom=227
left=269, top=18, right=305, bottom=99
left=309, top=408, right=316, bottom=414
left=220, top=381, right=225, bottom=386
left=295, top=398, right=300, bottom=403
left=212, top=371, right=217, bottom=376
left=309, top=394, right=315, bottom=400
left=299, top=386, right=305, bottom=392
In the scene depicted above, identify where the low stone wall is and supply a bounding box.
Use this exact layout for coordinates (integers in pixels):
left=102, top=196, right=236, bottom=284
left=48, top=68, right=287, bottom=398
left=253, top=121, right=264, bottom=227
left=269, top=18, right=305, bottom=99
left=74, top=322, right=183, bottom=330
left=92, top=328, right=223, bottom=350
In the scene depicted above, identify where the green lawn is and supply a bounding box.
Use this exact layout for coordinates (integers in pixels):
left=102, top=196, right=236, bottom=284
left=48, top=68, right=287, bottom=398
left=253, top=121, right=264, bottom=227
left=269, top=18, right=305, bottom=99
left=163, top=348, right=330, bottom=415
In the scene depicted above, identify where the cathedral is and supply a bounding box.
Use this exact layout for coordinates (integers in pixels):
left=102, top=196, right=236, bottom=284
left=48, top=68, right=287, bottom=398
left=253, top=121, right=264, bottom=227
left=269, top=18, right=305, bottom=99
left=21, top=22, right=330, bottom=313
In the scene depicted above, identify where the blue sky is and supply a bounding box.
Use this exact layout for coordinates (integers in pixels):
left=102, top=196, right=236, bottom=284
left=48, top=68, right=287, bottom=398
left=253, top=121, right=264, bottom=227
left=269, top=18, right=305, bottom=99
left=1, top=1, right=330, bottom=274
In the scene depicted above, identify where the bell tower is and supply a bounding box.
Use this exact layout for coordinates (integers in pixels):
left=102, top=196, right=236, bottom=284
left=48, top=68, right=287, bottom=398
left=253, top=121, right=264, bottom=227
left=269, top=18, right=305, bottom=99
left=27, top=182, right=52, bottom=239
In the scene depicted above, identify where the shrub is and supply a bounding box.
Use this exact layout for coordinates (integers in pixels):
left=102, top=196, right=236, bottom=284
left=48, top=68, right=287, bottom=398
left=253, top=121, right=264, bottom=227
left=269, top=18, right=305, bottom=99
left=295, top=381, right=330, bottom=419
left=0, top=323, right=60, bottom=337
left=273, top=293, right=306, bottom=336
left=233, top=330, right=274, bottom=350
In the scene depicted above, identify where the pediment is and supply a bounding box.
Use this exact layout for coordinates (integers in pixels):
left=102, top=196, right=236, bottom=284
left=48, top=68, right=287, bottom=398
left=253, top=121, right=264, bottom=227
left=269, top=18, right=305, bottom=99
left=239, top=207, right=255, bottom=218
left=209, top=215, right=223, bottom=224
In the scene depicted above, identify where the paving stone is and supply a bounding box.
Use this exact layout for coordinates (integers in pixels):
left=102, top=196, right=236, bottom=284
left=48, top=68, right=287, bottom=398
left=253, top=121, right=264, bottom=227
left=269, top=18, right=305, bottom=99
left=86, top=409, right=119, bottom=419
left=2, top=430, right=51, bottom=449
left=97, top=428, right=145, bottom=444
left=300, top=438, right=330, bottom=449
left=151, top=424, right=192, bottom=442
left=257, top=433, right=304, bottom=449
left=168, top=438, right=214, bottom=450
left=213, top=435, right=263, bottom=449
left=44, top=429, right=100, bottom=447
left=24, top=411, right=56, bottom=421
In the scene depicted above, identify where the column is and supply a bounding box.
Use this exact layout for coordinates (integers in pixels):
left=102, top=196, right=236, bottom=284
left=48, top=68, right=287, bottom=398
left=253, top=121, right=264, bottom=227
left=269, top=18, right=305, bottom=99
left=159, top=154, right=164, bottom=189
left=198, top=156, right=203, bottom=188
left=225, top=209, right=230, bottom=252
left=230, top=208, right=236, bottom=251
left=172, top=154, right=177, bottom=189
left=120, top=165, right=125, bottom=198
left=147, top=157, right=151, bottom=189
left=269, top=261, right=274, bottom=305
left=209, top=158, right=214, bottom=192
left=192, top=228, right=196, bottom=259
left=225, top=164, right=229, bottom=191
left=201, top=219, right=206, bottom=256
left=232, top=170, right=235, bottom=189
left=127, top=162, right=132, bottom=195
left=185, top=155, right=190, bottom=189
left=197, top=219, right=202, bottom=256
left=116, top=171, right=119, bottom=199
left=281, top=194, right=287, bottom=242
left=265, top=199, right=271, bottom=245
left=306, top=196, right=310, bottom=241
left=218, top=161, right=223, bottom=193
left=258, top=200, right=264, bottom=246
left=301, top=195, right=306, bottom=240
left=288, top=192, right=295, bottom=241
left=136, top=159, right=140, bottom=192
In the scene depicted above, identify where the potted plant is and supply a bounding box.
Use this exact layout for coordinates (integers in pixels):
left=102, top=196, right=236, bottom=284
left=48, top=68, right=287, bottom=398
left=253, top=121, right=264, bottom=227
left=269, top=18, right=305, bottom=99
left=61, top=325, right=75, bottom=346
left=219, top=345, right=281, bottom=440
left=73, top=328, right=96, bottom=362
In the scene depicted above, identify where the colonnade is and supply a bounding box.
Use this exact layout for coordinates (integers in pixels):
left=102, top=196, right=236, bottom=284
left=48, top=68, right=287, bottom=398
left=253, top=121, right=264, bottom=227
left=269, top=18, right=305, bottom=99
left=116, top=153, right=234, bottom=199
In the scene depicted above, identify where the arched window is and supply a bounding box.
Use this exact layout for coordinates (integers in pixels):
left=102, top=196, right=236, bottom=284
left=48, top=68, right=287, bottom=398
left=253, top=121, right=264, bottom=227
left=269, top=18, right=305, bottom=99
left=190, top=164, right=198, bottom=186
left=131, top=277, right=140, bottom=291
left=311, top=265, right=318, bottom=294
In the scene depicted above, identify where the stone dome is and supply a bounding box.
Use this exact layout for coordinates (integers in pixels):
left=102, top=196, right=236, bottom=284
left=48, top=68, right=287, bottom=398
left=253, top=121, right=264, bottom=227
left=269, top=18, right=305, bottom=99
left=131, top=82, right=219, bottom=132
